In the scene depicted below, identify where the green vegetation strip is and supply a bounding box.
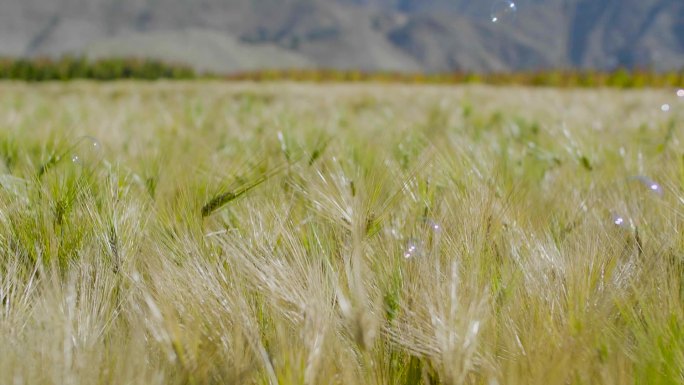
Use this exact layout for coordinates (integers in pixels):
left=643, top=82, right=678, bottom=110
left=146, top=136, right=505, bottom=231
left=1, top=57, right=683, bottom=88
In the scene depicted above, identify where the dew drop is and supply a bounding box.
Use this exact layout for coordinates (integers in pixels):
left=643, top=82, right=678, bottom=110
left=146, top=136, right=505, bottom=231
left=490, top=0, right=517, bottom=23
left=677, top=89, right=684, bottom=98
left=661, top=103, right=670, bottom=112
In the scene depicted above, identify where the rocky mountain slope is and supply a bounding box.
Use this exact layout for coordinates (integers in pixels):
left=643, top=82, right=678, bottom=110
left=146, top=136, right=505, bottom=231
left=0, top=0, right=681, bottom=73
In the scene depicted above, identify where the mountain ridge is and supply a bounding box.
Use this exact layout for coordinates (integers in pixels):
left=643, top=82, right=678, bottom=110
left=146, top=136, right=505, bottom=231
left=0, top=0, right=681, bottom=73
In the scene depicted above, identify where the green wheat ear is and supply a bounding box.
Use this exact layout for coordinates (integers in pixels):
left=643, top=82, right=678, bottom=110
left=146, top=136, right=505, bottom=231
left=201, top=165, right=284, bottom=217
left=37, top=154, right=60, bottom=177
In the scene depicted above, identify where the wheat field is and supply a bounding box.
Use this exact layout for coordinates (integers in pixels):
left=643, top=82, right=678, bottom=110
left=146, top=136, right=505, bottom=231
left=0, top=81, right=682, bottom=385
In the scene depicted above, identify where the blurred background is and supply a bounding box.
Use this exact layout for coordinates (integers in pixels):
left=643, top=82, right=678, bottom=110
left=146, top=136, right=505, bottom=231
left=0, top=0, right=682, bottom=75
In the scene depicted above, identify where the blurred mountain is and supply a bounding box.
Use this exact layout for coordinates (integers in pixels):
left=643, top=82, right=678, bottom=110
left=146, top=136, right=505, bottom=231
left=0, top=0, right=681, bottom=73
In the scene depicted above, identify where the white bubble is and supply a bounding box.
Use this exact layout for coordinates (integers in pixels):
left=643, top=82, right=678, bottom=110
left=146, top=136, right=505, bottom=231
left=490, top=0, right=517, bottom=23
left=661, top=104, right=670, bottom=112
left=403, top=238, right=423, bottom=259
left=611, top=212, right=631, bottom=230
left=70, top=136, right=103, bottom=167
left=629, top=175, right=664, bottom=197
left=677, top=89, right=684, bottom=98
left=426, top=219, right=442, bottom=233
left=404, top=244, right=418, bottom=259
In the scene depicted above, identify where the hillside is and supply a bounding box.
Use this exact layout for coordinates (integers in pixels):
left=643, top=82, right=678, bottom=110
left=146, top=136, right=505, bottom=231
left=0, top=0, right=682, bottom=73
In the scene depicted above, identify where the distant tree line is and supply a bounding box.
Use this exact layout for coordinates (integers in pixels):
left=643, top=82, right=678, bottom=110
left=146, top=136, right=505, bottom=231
left=0, top=57, right=682, bottom=88
left=0, top=56, right=196, bottom=81
left=226, top=68, right=684, bottom=89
